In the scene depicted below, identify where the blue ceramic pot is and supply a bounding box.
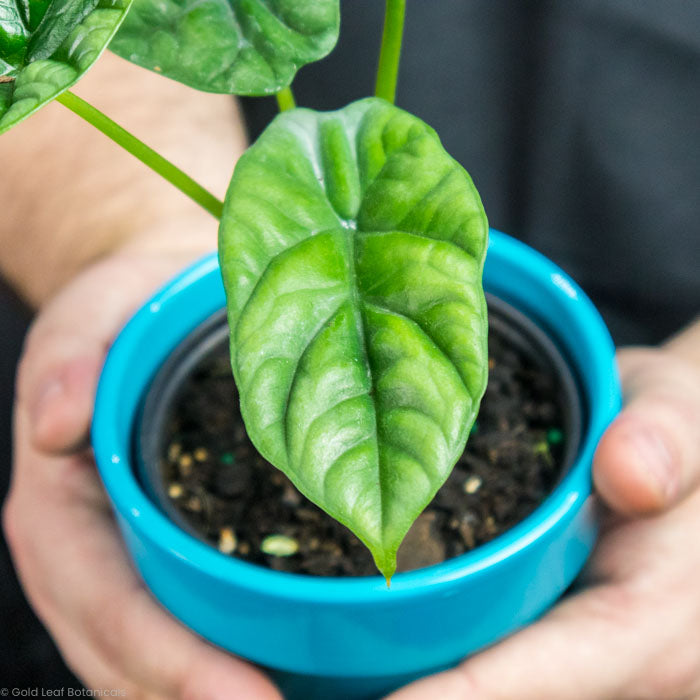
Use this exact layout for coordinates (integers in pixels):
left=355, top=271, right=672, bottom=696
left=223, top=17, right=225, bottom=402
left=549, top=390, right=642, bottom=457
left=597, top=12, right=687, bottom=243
left=92, top=230, right=621, bottom=700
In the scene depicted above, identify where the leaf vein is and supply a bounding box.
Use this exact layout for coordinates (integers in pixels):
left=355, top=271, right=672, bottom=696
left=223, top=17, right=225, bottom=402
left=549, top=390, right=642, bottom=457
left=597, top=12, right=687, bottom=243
left=233, top=229, right=341, bottom=344
left=320, top=435, right=373, bottom=497
left=363, top=300, right=473, bottom=398
left=298, top=391, right=371, bottom=477
left=281, top=303, right=345, bottom=457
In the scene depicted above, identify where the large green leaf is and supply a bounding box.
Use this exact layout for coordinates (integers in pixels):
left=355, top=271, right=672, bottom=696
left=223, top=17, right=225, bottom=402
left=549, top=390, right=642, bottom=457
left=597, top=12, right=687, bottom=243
left=0, top=0, right=131, bottom=134
left=219, top=98, right=489, bottom=580
left=110, top=0, right=339, bottom=95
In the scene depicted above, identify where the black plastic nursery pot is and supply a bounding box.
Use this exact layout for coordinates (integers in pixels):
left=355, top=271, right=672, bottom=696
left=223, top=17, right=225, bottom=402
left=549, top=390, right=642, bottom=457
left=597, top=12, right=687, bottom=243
left=92, top=233, right=621, bottom=700
left=136, top=294, right=583, bottom=576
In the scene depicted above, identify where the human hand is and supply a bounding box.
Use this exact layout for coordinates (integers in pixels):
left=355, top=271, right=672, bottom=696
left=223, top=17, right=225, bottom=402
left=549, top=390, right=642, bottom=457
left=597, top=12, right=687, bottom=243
left=2, top=238, right=282, bottom=699
left=387, top=344, right=700, bottom=700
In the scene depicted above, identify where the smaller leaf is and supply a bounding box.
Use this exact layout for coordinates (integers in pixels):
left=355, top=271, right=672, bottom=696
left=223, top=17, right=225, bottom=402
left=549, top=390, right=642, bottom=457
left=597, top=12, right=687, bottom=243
left=110, top=0, right=339, bottom=95
left=0, top=0, right=131, bottom=134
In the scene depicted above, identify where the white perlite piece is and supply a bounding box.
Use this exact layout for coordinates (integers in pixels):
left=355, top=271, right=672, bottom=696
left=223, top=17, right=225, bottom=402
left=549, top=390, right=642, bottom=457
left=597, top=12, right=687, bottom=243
left=261, top=534, right=299, bottom=557
left=463, top=475, right=483, bottom=494
left=218, top=527, right=238, bottom=554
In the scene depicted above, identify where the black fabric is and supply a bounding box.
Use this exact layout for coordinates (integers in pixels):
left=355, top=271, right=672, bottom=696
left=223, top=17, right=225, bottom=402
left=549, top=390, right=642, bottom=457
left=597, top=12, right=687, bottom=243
left=241, top=0, right=700, bottom=345
left=0, top=280, right=80, bottom=689
left=2, top=0, right=699, bottom=688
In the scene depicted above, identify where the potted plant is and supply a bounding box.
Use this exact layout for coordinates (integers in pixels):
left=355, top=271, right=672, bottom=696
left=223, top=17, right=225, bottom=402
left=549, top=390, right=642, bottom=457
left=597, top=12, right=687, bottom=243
left=1, top=1, right=620, bottom=698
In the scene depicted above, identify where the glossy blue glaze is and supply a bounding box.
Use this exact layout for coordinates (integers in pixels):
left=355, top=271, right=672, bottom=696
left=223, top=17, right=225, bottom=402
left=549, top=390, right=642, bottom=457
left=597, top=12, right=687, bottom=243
left=92, top=230, right=621, bottom=699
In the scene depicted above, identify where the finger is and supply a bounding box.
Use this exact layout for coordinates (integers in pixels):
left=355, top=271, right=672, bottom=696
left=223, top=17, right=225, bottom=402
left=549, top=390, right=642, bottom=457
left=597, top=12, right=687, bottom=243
left=593, top=348, right=700, bottom=516
left=6, top=405, right=281, bottom=700
left=37, top=614, right=142, bottom=697
left=385, top=585, right=653, bottom=700
left=17, top=253, right=197, bottom=454
left=19, top=330, right=104, bottom=453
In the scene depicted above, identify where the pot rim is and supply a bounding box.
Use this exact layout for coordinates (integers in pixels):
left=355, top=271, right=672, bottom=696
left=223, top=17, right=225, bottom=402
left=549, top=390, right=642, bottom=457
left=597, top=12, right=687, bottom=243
left=92, top=230, right=620, bottom=604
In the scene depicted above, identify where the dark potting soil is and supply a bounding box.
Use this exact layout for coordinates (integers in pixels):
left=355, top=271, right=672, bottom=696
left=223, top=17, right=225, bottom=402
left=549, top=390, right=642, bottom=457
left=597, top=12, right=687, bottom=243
left=159, top=327, right=568, bottom=577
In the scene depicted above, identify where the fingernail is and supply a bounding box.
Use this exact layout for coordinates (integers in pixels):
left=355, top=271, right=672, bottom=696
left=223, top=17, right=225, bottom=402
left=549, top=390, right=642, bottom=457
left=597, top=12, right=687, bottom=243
left=634, top=428, right=677, bottom=502
left=31, top=378, right=64, bottom=438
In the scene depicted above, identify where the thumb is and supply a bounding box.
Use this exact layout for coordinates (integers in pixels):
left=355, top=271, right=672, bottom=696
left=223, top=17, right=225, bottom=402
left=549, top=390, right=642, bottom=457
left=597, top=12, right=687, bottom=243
left=17, top=253, right=192, bottom=454
left=593, top=347, right=700, bottom=516
left=18, top=326, right=104, bottom=454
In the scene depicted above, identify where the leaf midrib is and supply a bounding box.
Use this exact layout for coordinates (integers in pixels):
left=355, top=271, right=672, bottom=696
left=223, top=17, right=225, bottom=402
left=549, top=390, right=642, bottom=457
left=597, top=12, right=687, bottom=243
left=344, top=220, right=384, bottom=539
left=316, top=110, right=385, bottom=539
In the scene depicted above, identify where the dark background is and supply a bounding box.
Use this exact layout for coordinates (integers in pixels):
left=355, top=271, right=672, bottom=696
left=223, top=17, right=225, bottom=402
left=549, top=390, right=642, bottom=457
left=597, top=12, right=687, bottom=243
left=2, top=0, right=698, bottom=689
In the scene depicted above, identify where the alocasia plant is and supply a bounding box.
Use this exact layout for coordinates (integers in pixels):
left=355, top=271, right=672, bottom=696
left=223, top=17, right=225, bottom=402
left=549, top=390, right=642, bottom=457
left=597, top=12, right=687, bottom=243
left=0, top=0, right=489, bottom=581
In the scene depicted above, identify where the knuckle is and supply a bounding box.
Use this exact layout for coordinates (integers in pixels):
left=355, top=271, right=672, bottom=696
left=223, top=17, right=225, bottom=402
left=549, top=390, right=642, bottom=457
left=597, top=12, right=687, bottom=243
left=663, top=393, right=700, bottom=432
left=584, top=582, right=642, bottom=628
left=656, top=395, right=700, bottom=476
left=638, top=648, right=700, bottom=700
left=82, top=583, right=152, bottom=682
left=1, top=494, right=19, bottom=554
left=1, top=493, right=55, bottom=623
left=15, top=322, right=52, bottom=404
left=19, top=317, right=51, bottom=363
left=624, top=348, right=700, bottom=403
left=179, top=675, right=224, bottom=700
left=1, top=493, right=33, bottom=577
left=454, top=662, right=494, bottom=698
left=633, top=391, right=699, bottom=436
left=180, top=676, right=206, bottom=700
left=85, top=593, right=129, bottom=670
left=15, top=346, right=37, bottom=406
left=175, top=669, right=197, bottom=700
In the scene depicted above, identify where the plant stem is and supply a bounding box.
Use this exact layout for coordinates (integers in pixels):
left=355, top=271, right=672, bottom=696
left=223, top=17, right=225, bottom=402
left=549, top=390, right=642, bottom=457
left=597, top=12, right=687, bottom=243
left=374, top=0, right=406, bottom=103
left=275, top=86, right=296, bottom=112
left=55, top=91, right=224, bottom=220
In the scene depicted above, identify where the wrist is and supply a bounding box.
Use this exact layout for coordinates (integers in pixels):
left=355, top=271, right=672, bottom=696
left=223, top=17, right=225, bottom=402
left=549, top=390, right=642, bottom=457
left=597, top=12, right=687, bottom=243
left=115, top=212, right=217, bottom=264
left=1, top=51, right=242, bottom=309
left=25, top=212, right=217, bottom=310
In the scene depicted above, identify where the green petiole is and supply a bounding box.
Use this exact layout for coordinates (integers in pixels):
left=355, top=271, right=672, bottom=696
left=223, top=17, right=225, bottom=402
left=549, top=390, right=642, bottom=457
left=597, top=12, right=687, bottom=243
left=374, top=0, right=406, bottom=104
left=275, top=86, right=296, bottom=112
left=55, top=91, right=224, bottom=220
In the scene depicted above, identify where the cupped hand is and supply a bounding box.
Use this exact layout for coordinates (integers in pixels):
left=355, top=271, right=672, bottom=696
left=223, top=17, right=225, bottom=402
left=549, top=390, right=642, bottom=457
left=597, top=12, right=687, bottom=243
left=2, top=239, right=282, bottom=700
left=388, top=345, right=700, bottom=700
